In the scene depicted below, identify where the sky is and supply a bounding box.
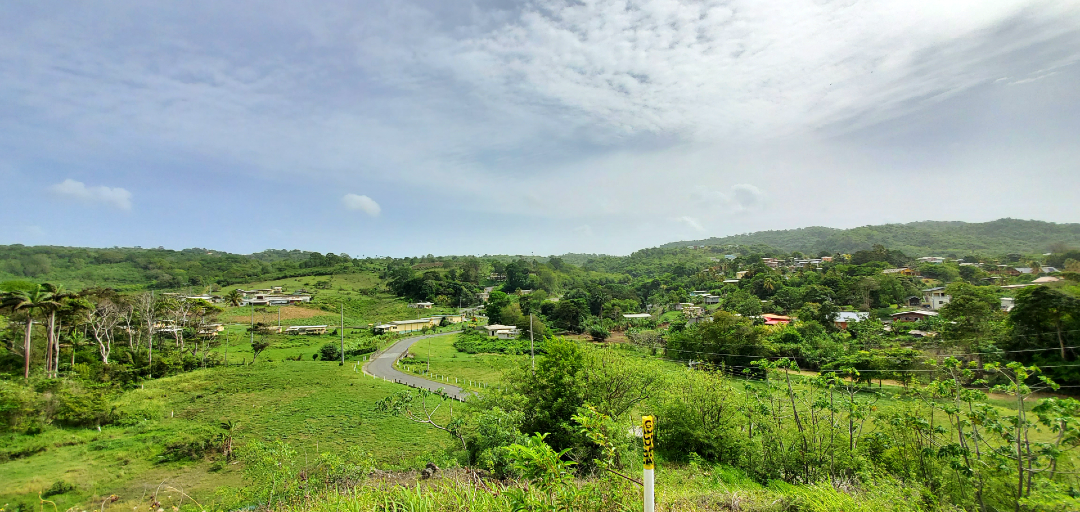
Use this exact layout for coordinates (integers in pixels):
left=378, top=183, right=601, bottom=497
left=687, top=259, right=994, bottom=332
left=1, top=0, right=1079, bottom=257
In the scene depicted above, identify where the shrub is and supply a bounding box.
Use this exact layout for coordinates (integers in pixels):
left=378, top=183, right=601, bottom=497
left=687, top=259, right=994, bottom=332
left=318, top=343, right=341, bottom=361
left=42, top=480, right=76, bottom=497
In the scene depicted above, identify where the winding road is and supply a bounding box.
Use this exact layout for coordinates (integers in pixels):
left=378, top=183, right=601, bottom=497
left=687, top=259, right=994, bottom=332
left=364, top=331, right=468, bottom=400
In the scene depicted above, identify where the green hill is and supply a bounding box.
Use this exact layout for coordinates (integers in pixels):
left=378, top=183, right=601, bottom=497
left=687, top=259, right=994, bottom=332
left=660, top=218, right=1080, bottom=256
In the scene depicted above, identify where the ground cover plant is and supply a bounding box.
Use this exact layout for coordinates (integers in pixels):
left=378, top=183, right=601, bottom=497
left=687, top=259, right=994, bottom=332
left=0, top=361, right=452, bottom=511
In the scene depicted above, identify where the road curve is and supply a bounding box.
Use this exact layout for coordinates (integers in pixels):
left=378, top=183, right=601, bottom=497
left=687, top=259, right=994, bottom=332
left=364, top=331, right=469, bottom=401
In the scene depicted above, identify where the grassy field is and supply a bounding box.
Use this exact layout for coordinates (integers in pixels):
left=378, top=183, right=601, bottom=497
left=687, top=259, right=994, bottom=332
left=0, top=361, right=452, bottom=511
left=217, top=272, right=466, bottom=330
left=397, top=333, right=528, bottom=391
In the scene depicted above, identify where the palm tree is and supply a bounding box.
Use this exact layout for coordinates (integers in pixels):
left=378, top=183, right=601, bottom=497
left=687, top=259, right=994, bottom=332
left=224, top=289, right=243, bottom=307
left=42, top=284, right=77, bottom=378
left=2, top=285, right=58, bottom=379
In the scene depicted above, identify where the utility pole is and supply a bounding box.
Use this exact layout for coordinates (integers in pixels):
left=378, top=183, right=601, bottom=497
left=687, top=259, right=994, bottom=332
left=530, top=313, right=536, bottom=373
left=340, top=302, right=345, bottom=365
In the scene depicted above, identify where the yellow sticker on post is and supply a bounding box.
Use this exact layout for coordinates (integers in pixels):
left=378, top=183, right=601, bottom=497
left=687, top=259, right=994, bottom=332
left=642, top=415, right=655, bottom=469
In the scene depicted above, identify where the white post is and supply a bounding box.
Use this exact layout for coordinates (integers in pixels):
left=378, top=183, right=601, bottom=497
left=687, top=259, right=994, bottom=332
left=643, top=415, right=655, bottom=512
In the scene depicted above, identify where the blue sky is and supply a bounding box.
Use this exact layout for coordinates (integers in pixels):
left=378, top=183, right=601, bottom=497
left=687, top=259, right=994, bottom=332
left=1, top=0, right=1079, bottom=256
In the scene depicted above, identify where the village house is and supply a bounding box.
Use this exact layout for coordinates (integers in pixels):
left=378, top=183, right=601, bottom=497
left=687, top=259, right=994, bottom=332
left=373, top=318, right=438, bottom=334
left=483, top=324, right=519, bottom=338
left=760, top=314, right=791, bottom=326
left=918, top=257, right=945, bottom=264
left=683, top=306, right=704, bottom=318
left=285, top=325, right=328, bottom=335
left=833, top=311, right=870, bottom=330
left=882, top=268, right=915, bottom=276
left=1001, top=297, right=1016, bottom=312
left=703, top=294, right=720, bottom=304
left=922, top=287, right=951, bottom=310
left=623, top=313, right=652, bottom=321
left=762, top=257, right=781, bottom=269
left=891, top=310, right=938, bottom=323
left=408, top=302, right=434, bottom=309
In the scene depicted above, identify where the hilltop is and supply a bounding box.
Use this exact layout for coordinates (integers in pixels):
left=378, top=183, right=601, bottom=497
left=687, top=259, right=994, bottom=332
left=659, top=218, right=1080, bottom=256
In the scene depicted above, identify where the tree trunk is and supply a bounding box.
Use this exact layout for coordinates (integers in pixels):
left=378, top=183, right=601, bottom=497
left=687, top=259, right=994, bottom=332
left=54, top=318, right=62, bottom=377
left=23, top=315, right=33, bottom=379
left=1057, top=318, right=1066, bottom=360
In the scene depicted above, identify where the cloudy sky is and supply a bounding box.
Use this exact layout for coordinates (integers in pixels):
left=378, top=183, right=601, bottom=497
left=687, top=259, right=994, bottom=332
left=1, top=0, right=1079, bottom=257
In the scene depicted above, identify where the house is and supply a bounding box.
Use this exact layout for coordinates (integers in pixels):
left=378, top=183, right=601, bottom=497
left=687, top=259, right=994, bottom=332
left=1015, top=267, right=1059, bottom=275
left=1033, top=276, right=1062, bottom=284
left=674, top=303, right=694, bottom=311
left=683, top=306, right=704, bottom=318
left=834, top=312, right=870, bottom=329
left=725, top=254, right=738, bottom=260
left=703, top=295, right=720, bottom=304
left=891, top=311, right=938, bottom=323
left=735, top=271, right=748, bottom=279
left=918, top=257, right=945, bottom=264
left=723, top=279, right=740, bottom=284
left=483, top=324, right=519, bottom=338
left=1001, top=297, right=1016, bottom=312
left=922, top=287, right=951, bottom=310
left=623, top=313, right=652, bottom=320
left=184, top=295, right=221, bottom=303
left=689, top=290, right=709, bottom=297
left=760, top=314, right=791, bottom=326
left=197, top=324, right=225, bottom=337
left=373, top=318, right=438, bottom=334
left=820, top=256, right=834, bottom=262
left=489, top=273, right=507, bottom=281
left=762, top=258, right=781, bottom=269
left=285, top=325, right=328, bottom=335
left=476, top=286, right=495, bottom=302
left=905, top=296, right=922, bottom=307
left=408, top=302, right=434, bottom=309
left=517, top=289, right=533, bottom=296
left=883, top=268, right=915, bottom=276
left=430, top=314, right=464, bottom=324
left=997, top=266, right=1022, bottom=276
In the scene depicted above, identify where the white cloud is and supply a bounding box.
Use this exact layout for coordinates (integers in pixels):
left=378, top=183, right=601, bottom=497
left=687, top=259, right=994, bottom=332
left=459, top=0, right=1080, bottom=139
left=342, top=193, right=382, bottom=217
left=49, top=179, right=132, bottom=210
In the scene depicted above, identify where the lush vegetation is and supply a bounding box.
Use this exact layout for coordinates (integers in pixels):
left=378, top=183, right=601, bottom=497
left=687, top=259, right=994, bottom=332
left=662, top=218, right=1080, bottom=256
left=3, top=233, right=1080, bottom=511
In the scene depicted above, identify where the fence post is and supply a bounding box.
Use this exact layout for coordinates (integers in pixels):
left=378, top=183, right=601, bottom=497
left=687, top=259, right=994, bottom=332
left=643, top=415, right=655, bottom=512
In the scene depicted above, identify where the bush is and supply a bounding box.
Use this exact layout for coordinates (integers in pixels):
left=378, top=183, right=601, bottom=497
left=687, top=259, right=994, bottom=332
left=42, top=479, right=76, bottom=497
left=318, top=343, right=342, bottom=361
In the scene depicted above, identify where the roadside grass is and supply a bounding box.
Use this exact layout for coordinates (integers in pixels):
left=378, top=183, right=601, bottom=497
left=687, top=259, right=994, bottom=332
left=0, top=362, right=450, bottom=511
left=398, top=333, right=528, bottom=390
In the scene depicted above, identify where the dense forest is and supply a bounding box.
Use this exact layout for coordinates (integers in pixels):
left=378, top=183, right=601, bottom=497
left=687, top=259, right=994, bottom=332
left=662, top=218, right=1080, bottom=256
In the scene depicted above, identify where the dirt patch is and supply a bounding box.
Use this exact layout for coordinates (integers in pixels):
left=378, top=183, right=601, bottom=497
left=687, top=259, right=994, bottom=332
left=227, top=306, right=326, bottom=323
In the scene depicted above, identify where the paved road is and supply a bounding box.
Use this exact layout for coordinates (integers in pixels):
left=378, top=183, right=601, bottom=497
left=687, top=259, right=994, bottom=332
left=364, top=331, right=468, bottom=401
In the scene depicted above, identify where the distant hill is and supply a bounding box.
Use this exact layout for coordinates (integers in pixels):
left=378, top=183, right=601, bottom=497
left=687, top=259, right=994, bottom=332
left=660, top=219, right=1080, bottom=256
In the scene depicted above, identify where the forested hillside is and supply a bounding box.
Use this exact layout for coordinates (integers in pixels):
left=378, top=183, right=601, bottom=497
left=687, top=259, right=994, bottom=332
left=662, top=218, right=1080, bottom=256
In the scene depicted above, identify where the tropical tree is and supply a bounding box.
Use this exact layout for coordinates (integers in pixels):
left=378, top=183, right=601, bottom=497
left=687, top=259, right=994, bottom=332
left=1010, top=286, right=1079, bottom=360
left=224, top=289, right=243, bottom=307
left=1, top=284, right=58, bottom=379
left=42, top=283, right=78, bottom=378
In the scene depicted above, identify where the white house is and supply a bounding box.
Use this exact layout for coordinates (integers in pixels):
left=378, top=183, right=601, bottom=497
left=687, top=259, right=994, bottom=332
left=922, top=287, right=951, bottom=310
left=408, top=302, right=434, bottom=309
